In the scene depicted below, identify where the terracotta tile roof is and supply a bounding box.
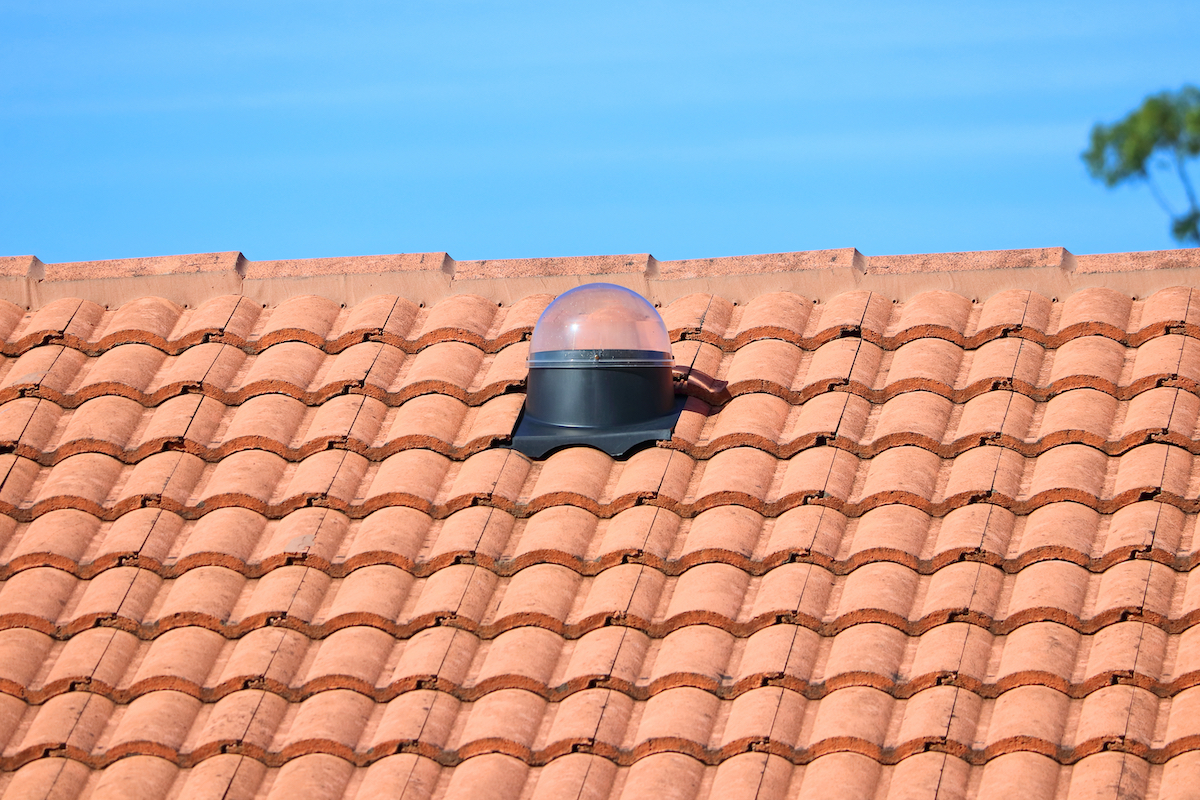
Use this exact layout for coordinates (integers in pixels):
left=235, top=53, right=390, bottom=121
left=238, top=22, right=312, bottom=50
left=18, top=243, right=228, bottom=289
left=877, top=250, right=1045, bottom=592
left=2, top=246, right=1200, bottom=799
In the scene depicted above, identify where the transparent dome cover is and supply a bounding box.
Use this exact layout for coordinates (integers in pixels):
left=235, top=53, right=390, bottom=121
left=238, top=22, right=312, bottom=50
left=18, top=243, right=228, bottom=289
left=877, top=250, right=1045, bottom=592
left=529, top=283, right=673, bottom=365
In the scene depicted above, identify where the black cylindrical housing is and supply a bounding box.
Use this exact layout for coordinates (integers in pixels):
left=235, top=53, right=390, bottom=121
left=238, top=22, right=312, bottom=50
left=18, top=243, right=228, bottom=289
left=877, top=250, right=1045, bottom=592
left=525, top=349, right=674, bottom=428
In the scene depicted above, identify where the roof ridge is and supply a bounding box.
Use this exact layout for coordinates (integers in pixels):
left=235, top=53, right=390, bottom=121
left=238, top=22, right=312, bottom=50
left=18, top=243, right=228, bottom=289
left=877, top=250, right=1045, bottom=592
left=6, top=246, right=1200, bottom=310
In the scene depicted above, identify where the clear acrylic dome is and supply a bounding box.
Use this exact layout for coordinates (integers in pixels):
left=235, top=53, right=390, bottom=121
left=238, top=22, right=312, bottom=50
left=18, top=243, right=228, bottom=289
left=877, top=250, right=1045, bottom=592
left=529, top=283, right=673, bottom=356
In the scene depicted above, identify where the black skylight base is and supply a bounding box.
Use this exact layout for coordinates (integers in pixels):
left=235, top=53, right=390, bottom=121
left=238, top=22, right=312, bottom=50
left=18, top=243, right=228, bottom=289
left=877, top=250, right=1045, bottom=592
left=511, top=395, right=687, bottom=458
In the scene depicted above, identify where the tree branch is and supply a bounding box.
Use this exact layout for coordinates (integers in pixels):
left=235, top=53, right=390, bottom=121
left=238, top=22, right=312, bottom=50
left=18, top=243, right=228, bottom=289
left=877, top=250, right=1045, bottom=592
left=1175, top=147, right=1199, bottom=213
left=1144, top=172, right=1177, bottom=216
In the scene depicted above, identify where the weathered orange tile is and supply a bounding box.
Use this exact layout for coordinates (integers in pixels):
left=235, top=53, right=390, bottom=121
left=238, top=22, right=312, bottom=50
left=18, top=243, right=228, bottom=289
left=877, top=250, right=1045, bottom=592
left=870, top=391, right=952, bottom=444
left=441, top=753, right=528, bottom=800
left=1048, top=336, right=1126, bottom=386
left=301, top=625, right=394, bottom=688
left=354, top=753, right=442, bottom=800
left=975, top=752, right=1060, bottom=800
left=100, top=690, right=200, bottom=753
left=88, top=756, right=179, bottom=800
left=884, top=338, right=963, bottom=386
left=983, top=685, right=1069, bottom=749
left=128, top=626, right=224, bottom=689
left=275, top=688, right=372, bottom=752
left=896, top=291, right=974, bottom=334
left=75, top=343, right=166, bottom=394
left=1057, top=287, right=1132, bottom=333
left=262, top=753, right=355, bottom=800
left=963, top=337, right=1043, bottom=389
left=733, top=292, right=813, bottom=339
left=645, top=624, right=734, bottom=685
left=1038, top=388, right=1117, bottom=440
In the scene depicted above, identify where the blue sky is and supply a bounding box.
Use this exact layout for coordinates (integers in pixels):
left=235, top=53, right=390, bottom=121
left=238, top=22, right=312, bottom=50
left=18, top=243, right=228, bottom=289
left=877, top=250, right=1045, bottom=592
left=3, top=1, right=1199, bottom=264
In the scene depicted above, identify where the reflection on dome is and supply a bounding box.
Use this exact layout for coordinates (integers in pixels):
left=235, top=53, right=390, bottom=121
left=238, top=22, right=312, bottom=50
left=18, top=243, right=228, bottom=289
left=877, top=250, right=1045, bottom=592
left=529, top=283, right=673, bottom=356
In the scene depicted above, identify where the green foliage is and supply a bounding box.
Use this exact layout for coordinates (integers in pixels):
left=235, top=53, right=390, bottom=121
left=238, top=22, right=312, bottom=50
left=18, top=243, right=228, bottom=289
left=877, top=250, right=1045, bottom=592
left=1083, top=86, right=1200, bottom=244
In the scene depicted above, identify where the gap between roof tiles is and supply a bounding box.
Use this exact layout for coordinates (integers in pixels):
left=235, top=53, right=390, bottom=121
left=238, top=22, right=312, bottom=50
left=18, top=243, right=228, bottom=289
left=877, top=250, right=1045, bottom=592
left=4, top=247, right=1200, bottom=311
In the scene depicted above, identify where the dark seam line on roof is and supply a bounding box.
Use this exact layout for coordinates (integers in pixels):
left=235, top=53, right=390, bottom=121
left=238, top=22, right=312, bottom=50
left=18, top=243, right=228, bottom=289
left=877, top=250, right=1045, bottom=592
left=377, top=296, right=402, bottom=343
left=9, top=398, right=44, bottom=454
left=397, top=445, right=519, bottom=799
left=1113, top=292, right=1190, bottom=797
left=683, top=296, right=716, bottom=375
left=569, top=449, right=680, bottom=799
left=746, top=295, right=881, bottom=797
left=216, top=530, right=326, bottom=800
left=37, top=757, right=72, bottom=800
left=929, top=297, right=1029, bottom=800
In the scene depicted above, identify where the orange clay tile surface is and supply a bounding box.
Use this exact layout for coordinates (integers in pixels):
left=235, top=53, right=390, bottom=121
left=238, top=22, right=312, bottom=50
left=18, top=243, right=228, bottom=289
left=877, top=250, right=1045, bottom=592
left=2, top=248, right=1200, bottom=798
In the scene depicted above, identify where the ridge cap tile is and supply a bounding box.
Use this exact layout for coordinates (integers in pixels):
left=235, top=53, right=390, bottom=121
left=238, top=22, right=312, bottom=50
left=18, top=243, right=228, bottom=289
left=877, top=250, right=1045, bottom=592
left=244, top=252, right=452, bottom=279
left=452, top=253, right=652, bottom=281
left=42, top=251, right=246, bottom=282
left=655, top=248, right=866, bottom=279
left=864, top=246, right=1073, bottom=274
